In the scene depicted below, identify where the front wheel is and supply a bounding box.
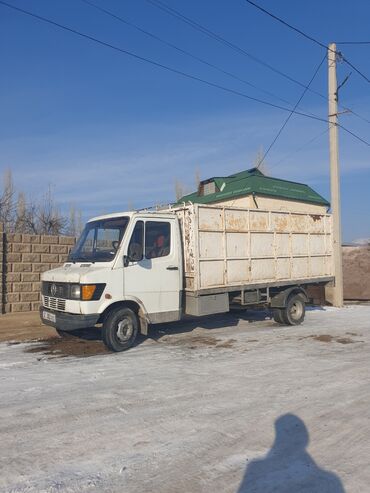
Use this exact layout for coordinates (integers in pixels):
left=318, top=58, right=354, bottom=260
left=102, top=307, right=139, bottom=352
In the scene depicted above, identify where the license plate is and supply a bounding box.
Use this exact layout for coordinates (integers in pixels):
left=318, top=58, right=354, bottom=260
left=43, top=311, right=56, bottom=323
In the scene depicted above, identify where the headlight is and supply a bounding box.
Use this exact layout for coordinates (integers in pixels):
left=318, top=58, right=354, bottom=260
left=70, top=284, right=81, bottom=299
left=68, top=284, right=105, bottom=301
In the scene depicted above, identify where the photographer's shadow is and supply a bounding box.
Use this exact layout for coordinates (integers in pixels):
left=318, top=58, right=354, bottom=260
left=237, top=414, right=345, bottom=492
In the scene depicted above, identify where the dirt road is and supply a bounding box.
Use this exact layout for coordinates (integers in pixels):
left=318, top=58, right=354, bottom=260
left=0, top=305, right=369, bottom=492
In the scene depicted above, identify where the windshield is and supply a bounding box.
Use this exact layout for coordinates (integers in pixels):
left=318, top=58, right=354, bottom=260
left=68, top=217, right=129, bottom=263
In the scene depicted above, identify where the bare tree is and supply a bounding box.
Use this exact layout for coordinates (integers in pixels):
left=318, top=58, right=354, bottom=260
left=194, top=168, right=201, bottom=189
left=67, top=205, right=84, bottom=237
left=68, top=205, right=77, bottom=237
left=175, top=179, right=185, bottom=201
left=0, top=171, right=83, bottom=236
left=35, top=187, right=67, bottom=235
left=14, top=192, right=28, bottom=233
left=13, top=188, right=66, bottom=236
left=0, top=169, right=15, bottom=230
left=76, top=210, right=83, bottom=236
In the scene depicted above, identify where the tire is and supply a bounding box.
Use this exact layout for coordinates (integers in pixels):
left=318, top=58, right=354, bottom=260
left=281, top=294, right=306, bottom=325
left=102, top=307, right=139, bottom=352
left=272, top=308, right=286, bottom=325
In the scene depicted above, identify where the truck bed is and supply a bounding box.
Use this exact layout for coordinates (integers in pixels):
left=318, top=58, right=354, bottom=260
left=175, top=204, right=333, bottom=295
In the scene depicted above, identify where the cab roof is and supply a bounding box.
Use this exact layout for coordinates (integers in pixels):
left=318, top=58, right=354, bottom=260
left=88, top=210, right=176, bottom=223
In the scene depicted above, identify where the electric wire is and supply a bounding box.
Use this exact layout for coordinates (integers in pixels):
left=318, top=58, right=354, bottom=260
left=80, top=0, right=296, bottom=107
left=145, top=0, right=328, bottom=100
left=243, top=0, right=370, bottom=84
left=257, top=54, right=326, bottom=168
left=0, top=0, right=369, bottom=148
left=0, top=0, right=327, bottom=121
left=337, top=41, right=370, bottom=45
left=145, top=0, right=370, bottom=125
left=269, top=128, right=329, bottom=170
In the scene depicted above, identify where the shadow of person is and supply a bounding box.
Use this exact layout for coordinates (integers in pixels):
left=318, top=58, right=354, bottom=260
left=237, top=414, right=345, bottom=493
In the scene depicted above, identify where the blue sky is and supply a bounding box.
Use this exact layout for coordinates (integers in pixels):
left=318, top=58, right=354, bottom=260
left=1, top=0, right=369, bottom=242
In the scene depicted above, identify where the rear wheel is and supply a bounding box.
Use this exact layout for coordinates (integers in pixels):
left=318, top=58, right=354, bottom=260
left=102, top=307, right=139, bottom=352
left=272, top=308, right=286, bottom=324
left=281, top=294, right=306, bottom=325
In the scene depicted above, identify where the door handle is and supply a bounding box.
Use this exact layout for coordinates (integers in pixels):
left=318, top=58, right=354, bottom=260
left=166, top=265, right=179, bottom=270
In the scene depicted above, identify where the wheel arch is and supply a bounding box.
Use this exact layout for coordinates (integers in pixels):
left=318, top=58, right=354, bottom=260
left=270, top=286, right=309, bottom=308
left=98, top=299, right=149, bottom=335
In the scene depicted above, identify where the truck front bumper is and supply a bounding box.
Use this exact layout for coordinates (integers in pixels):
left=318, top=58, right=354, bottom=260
left=40, top=307, right=100, bottom=331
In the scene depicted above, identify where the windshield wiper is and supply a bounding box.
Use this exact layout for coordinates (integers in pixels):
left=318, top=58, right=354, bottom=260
left=68, top=254, right=93, bottom=263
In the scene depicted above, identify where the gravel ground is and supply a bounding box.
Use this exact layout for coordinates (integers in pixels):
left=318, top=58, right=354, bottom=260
left=0, top=305, right=369, bottom=493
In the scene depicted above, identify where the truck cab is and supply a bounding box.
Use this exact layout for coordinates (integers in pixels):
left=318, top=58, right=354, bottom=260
left=40, top=211, right=183, bottom=351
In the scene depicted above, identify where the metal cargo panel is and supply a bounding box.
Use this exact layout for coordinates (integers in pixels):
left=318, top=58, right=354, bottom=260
left=226, top=259, right=250, bottom=283
left=200, top=260, right=224, bottom=288
left=175, top=204, right=333, bottom=292
left=199, top=232, right=223, bottom=258
left=226, top=233, right=249, bottom=258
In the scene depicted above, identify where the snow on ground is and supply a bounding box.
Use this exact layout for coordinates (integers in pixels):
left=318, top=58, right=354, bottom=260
left=0, top=305, right=370, bottom=493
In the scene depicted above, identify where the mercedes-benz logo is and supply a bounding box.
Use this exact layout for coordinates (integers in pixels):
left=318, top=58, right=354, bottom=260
left=50, top=283, right=57, bottom=297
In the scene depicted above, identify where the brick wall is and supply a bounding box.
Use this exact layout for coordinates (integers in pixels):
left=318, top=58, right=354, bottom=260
left=0, top=224, right=4, bottom=314
left=1, top=229, right=76, bottom=313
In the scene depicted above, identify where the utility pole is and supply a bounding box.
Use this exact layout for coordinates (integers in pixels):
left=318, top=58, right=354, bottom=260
left=328, top=43, right=343, bottom=307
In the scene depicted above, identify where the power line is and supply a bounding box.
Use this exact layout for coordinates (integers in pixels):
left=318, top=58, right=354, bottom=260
left=145, top=0, right=370, bottom=125
left=339, top=125, right=370, bottom=146
left=257, top=54, right=326, bottom=168
left=79, top=0, right=295, bottom=107
left=0, top=0, right=369, bottom=148
left=145, top=0, right=328, bottom=101
left=243, top=0, right=370, bottom=84
left=269, top=129, right=329, bottom=170
left=0, top=0, right=324, bottom=121
left=337, top=41, right=370, bottom=45
left=244, top=0, right=327, bottom=50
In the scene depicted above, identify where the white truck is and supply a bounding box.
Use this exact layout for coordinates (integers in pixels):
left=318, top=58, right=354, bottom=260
left=40, top=203, right=334, bottom=351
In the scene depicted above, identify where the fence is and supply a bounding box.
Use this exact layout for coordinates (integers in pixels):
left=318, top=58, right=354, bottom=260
left=0, top=224, right=76, bottom=313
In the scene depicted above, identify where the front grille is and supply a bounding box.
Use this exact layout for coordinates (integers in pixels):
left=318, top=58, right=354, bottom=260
left=42, top=282, right=70, bottom=299
left=43, top=296, right=66, bottom=312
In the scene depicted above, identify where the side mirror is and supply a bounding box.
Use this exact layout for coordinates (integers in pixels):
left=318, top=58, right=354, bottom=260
left=125, top=243, right=143, bottom=266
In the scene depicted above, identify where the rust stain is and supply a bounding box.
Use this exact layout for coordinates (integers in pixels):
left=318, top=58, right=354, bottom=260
left=273, top=215, right=290, bottom=233
left=225, top=211, right=249, bottom=232
left=250, top=212, right=268, bottom=231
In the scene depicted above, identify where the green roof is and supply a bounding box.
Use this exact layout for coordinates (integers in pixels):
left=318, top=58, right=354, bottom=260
left=177, top=168, right=330, bottom=207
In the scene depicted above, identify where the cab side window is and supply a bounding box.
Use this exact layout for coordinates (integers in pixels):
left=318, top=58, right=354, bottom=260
left=128, top=221, right=144, bottom=261
left=145, top=222, right=171, bottom=259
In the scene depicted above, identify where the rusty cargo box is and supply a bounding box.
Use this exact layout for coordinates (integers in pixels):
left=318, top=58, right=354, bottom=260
left=175, top=204, right=333, bottom=294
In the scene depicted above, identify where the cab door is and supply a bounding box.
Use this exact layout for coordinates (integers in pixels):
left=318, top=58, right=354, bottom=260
left=123, top=217, right=182, bottom=322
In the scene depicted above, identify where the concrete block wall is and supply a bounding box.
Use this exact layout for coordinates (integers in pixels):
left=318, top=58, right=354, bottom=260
left=0, top=224, right=4, bottom=314
left=2, top=230, right=76, bottom=313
